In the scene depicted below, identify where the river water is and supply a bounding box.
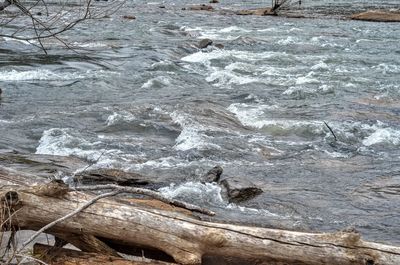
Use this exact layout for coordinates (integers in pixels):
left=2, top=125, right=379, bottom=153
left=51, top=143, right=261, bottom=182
left=1, top=0, right=400, bottom=244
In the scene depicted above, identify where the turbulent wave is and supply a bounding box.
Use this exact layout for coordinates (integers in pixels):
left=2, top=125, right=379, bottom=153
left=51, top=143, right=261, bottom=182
left=170, top=111, right=221, bottom=151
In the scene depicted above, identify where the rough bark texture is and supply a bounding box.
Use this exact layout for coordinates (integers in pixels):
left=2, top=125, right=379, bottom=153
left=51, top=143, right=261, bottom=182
left=33, top=243, right=178, bottom=265
left=1, top=182, right=400, bottom=265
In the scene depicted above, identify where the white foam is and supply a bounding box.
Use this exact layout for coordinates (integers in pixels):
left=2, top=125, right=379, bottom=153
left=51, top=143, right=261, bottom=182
left=283, top=86, right=316, bottom=96
left=159, top=181, right=225, bottom=206
left=0, top=69, right=85, bottom=81
left=373, top=63, right=400, bottom=74
left=206, top=70, right=259, bottom=87
left=362, top=127, right=400, bottom=146
left=72, top=42, right=107, bottom=48
left=283, top=84, right=332, bottom=96
left=228, top=103, right=322, bottom=134
left=0, top=119, right=12, bottom=124
left=141, top=76, right=171, bottom=89
left=277, top=36, right=298, bottom=45
left=170, top=111, right=220, bottom=151
left=35, top=128, right=125, bottom=164
left=106, top=111, right=136, bottom=126
left=2, top=37, right=31, bottom=45
left=257, top=28, right=278, bottom=32
left=295, top=72, right=319, bottom=85
left=219, top=26, right=251, bottom=33
left=132, top=157, right=183, bottom=169
left=181, top=49, right=284, bottom=64
left=311, top=61, right=329, bottom=71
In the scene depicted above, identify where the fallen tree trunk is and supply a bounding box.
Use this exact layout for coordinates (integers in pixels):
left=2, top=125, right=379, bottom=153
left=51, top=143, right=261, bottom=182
left=1, top=180, right=400, bottom=265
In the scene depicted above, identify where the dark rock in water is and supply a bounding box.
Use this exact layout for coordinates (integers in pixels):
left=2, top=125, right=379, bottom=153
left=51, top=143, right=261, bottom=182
left=159, top=5, right=165, bottom=8
left=202, top=165, right=223, bottom=183
left=209, top=0, right=219, bottom=3
left=214, top=43, right=224, bottom=49
left=219, top=178, right=263, bottom=203
left=0, top=88, right=2, bottom=98
left=198, top=38, right=213, bottom=49
left=123, top=15, right=136, bottom=20
left=74, top=168, right=155, bottom=186
left=188, top=4, right=214, bottom=11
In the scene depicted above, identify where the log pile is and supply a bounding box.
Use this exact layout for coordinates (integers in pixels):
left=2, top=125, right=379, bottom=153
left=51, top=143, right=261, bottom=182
left=1, top=165, right=400, bottom=265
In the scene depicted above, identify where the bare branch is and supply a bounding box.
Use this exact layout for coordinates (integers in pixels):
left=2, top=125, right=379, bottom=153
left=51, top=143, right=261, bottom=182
left=74, top=184, right=216, bottom=216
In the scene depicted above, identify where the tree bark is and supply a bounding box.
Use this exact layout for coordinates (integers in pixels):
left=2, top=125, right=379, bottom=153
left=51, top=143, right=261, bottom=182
left=33, top=243, right=178, bottom=265
left=1, top=182, right=400, bottom=265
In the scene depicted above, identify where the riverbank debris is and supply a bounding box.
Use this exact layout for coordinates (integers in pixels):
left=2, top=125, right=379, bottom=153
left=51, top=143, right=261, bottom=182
left=1, top=172, right=400, bottom=265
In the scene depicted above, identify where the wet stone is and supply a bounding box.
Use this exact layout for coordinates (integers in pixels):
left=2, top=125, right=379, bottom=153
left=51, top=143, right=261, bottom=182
left=219, top=178, right=263, bottom=203
left=214, top=43, right=224, bottom=49
left=198, top=38, right=213, bottom=49
left=123, top=15, right=136, bottom=20
left=201, top=165, right=223, bottom=183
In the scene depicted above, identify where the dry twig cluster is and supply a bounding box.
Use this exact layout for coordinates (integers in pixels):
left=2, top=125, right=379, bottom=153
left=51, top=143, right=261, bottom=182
left=0, top=0, right=125, bottom=52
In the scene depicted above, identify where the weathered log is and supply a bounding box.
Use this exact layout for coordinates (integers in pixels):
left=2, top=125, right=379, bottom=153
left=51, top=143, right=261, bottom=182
left=33, top=243, right=178, bottom=265
left=351, top=10, right=400, bottom=22
left=1, top=183, right=400, bottom=265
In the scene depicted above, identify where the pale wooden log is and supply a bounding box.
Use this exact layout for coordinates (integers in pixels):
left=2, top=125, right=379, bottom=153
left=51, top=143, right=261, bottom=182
left=33, top=243, right=178, bottom=265
left=1, top=186, right=400, bottom=265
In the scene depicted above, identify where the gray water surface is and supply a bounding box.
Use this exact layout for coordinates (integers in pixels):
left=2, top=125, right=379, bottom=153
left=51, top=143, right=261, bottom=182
left=1, top=0, right=400, bottom=244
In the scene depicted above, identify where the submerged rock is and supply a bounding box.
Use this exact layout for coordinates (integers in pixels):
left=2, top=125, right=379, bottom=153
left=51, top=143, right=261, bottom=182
left=351, top=10, right=400, bottom=22
left=123, top=15, right=136, bottom=20
left=214, top=43, right=224, bottom=49
left=209, top=0, right=219, bottom=3
left=201, top=165, right=223, bottom=183
left=219, top=178, right=263, bottom=203
left=198, top=38, right=213, bottom=49
left=0, top=88, right=2, bottom=98
left=201, top=165, right=263, bottom=202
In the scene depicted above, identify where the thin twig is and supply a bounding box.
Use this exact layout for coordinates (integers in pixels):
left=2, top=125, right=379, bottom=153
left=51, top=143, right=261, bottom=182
left=323, top=121, right=337, bottom=141
left=16, top=190, right=120, bottom=254
left=74, top=184, right=216, bottom=216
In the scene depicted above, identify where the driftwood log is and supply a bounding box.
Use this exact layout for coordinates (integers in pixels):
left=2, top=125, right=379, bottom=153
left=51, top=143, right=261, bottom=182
left=1, top=167, right=400, bottom=265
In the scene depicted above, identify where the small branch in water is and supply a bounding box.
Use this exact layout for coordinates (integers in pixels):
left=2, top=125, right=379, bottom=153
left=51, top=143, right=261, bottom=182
left=74, top=184, right=215, bottom=216
left=323, top=121, right=337, bottom=141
